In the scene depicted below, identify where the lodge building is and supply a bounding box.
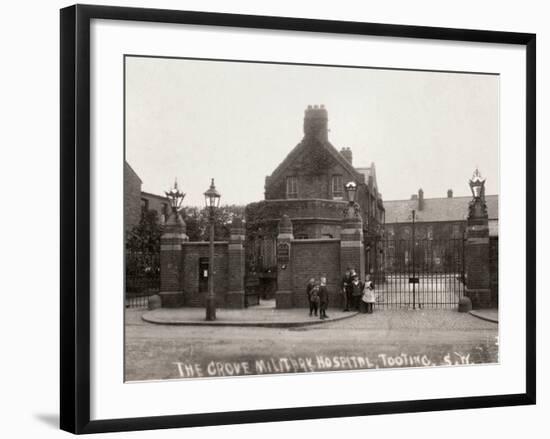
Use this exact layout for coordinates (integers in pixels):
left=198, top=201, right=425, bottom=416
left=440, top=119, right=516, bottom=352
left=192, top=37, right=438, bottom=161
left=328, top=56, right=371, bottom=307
left=245, top=105, right=385, bottom=290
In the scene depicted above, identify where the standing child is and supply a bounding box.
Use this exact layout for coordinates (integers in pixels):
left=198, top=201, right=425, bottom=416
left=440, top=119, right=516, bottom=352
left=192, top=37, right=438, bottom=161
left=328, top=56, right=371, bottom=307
left=306, top=278, right=316, bottom=316
left=318, top=277, right=329, bottom=320
left=362, top=274, right=376, bottom=314
left=309, top=285, right=320, bottom=317
left=350, top=274, right=363, bottom=311
left=341, top=267, right=352, bottom=312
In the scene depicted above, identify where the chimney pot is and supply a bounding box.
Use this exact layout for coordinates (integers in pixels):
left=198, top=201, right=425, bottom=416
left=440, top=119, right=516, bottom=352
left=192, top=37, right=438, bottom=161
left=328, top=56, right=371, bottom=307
left=418, top=188, right=424, bottom=211
left=303, top=105, right=328, bottom=141
left=340, top=147, right=353, bottom=165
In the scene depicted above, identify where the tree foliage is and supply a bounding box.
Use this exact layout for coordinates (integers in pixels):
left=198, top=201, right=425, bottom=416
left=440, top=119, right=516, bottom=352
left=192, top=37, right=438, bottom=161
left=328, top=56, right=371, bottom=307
left=125, top=205, right=246, bottom=253
left=126, top=209, right=162, bottom=253
left=183, top=204, right=245, bottom=241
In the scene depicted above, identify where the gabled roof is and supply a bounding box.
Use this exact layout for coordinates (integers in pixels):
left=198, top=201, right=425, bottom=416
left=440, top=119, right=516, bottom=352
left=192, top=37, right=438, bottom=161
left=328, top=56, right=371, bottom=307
left=141, top=191, right=168, bottom=202
left=124, top=160, right=142, bottom=184
left=384, top=194, right=498, bottom=223
left=355, top=162, right=378, bottom=194
left=268, top=137, right=361, bottom=186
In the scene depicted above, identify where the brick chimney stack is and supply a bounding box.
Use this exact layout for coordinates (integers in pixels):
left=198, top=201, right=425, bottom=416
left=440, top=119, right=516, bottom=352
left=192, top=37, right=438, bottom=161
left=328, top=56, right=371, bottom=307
left=303, top=104, right=328, bottom=141
left=340, top=147, right=353, bottom=165
left=418, top=188, right=424, bottom=211
left=447, top=189, right=453, bottom=198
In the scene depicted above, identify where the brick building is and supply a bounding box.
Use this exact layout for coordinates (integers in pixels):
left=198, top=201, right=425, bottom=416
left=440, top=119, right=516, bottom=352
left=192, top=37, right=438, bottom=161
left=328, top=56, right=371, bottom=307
left=384, top=188, right=498, bottom=243
left=383, top=187, right=498, bottom=303
left=124, top=160, right=170, bottom=228
left=246, top=105, right=385, bottom=286
left=124, top=161, right=143, bottom=233
left=141, top=191, right=169, bottom=222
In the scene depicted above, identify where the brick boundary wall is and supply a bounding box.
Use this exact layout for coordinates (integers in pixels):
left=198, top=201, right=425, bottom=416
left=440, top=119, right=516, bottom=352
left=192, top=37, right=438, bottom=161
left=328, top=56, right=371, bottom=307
left=291, top=239, right=342, bottom=308
left=181, top=242, right=229, bottom=307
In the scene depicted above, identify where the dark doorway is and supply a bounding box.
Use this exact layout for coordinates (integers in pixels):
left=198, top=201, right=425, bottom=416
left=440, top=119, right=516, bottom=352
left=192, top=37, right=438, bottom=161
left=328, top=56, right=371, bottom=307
left=199, top=257, right=209, bottom=293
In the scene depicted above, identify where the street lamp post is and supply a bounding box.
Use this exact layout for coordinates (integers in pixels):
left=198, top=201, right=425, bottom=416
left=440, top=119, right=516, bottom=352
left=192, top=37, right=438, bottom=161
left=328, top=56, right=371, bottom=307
left=406, top=209, right=422, bottom=310
left=204, top=178, right=221, bottom=321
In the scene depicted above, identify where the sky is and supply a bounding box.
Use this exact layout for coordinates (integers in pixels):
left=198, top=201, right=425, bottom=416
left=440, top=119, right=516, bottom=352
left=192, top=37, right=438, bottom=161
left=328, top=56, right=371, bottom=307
left=125, top=56, right=499, bottom=207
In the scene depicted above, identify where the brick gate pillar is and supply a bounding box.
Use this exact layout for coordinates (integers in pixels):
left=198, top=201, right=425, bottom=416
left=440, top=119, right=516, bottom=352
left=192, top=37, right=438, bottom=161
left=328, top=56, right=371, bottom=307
left=465, top=169, right=492, bottom=309
left=275, top=215, right=294, bottom=308
left=340, top=204, right=365, bottom=282
left=159, top=209, right=188, bottom=308
left=226, top=217, right=246, bottom=308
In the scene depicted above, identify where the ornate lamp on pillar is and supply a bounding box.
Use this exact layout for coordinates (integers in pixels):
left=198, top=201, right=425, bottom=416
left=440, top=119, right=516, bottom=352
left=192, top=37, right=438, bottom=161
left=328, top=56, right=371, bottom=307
left=468, top=167, right=488, bottom=218
left=464, top=168, right=492, bottom=309
left=344, top=181, right=359, bottom=218
left=158, top=179, right=188, bottom=308
left=165, top=178, right=186, bottom=213
left=204, top=178, right=221, bottom=321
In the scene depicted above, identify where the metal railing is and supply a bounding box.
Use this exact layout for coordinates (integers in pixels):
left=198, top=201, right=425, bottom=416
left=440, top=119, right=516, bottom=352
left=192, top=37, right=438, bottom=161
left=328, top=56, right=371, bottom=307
left=125, top=252, right=160, bottom=308
left=374, top=238, right=465, bottom=309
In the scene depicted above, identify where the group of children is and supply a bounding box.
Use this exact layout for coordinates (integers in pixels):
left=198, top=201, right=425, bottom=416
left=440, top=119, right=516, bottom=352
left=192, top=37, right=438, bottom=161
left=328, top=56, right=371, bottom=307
left=305, top=276, right=330, bottom=319
left=306, top=269, right=376, bottom=320
left=341, top=268, right=376, bottom=314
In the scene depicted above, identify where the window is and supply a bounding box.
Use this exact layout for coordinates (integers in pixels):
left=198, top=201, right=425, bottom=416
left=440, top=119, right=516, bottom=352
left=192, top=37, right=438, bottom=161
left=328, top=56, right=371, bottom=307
left=452, top=224, right=461, bottom=237
left=427, top=226, right=434, bottom=240
left=331, top=174, right=343, bottom=199
left=286, top=176, right=298, bottom=198
left=140, top=198, right=149, bottom=213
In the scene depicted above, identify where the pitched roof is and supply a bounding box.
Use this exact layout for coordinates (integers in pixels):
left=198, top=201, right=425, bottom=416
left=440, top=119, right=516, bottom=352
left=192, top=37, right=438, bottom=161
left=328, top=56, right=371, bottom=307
left=355, top=163, right=379, bottom=196
left=124, top=160, right=142, bottom=184
left=268, top=137, right=361, bottom=185
left=141, top=191, right=168, bottom=202
left=384, top=194, right=498, bottom=223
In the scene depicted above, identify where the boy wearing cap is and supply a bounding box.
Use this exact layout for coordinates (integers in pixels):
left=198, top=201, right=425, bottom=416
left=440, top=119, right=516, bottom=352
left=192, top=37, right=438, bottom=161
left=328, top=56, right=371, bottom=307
left=318, top=277, right=329, bottom=320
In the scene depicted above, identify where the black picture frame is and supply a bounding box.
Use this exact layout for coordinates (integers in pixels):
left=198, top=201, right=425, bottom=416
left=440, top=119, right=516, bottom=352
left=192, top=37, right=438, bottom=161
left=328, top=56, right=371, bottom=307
left=60, top=4, right=536, bottom=434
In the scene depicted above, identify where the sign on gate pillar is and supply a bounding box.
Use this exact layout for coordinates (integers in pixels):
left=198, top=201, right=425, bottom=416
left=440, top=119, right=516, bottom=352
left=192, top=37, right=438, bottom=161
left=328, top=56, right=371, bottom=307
left=465, top=169, right=492, bottom=309
left=226, top=217, right=246, bottom=309
left=275, top=215, right=294, bottom=308
left=159, top=210, right=188, bottom=308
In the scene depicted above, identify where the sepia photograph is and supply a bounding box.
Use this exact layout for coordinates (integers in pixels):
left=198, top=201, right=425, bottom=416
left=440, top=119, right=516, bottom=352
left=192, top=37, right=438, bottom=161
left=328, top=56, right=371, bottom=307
left=123, top=55, right=499, bottom=382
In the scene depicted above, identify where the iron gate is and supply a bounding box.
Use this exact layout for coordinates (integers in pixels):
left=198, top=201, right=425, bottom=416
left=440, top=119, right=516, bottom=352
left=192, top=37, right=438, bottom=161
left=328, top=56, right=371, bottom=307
left=374, top=238, right=465, bottom=309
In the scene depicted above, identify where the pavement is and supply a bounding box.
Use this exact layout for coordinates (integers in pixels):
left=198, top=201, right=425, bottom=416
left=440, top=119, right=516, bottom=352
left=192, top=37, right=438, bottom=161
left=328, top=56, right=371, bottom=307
left=142, top=300, right=359, bottom=327
left=469, top=308, right=499, bottom=323
left=126, top=307, right=499, bottom=381
left=141, top=300, right=499, bottom=328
